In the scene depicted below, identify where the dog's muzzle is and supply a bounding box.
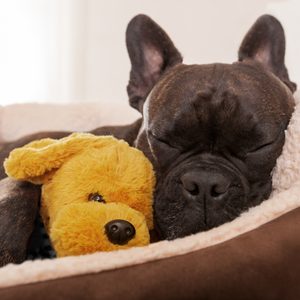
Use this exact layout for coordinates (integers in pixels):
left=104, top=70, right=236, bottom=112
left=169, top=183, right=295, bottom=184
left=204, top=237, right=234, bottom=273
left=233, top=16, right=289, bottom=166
left=154, top=154, right=250, bottom=239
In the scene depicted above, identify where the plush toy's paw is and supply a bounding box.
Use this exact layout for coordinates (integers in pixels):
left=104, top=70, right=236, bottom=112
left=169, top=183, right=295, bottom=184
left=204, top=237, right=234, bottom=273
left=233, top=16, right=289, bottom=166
left=0, top=178, right=40, bottom=266
left=51, top=202, right=150, bottom=257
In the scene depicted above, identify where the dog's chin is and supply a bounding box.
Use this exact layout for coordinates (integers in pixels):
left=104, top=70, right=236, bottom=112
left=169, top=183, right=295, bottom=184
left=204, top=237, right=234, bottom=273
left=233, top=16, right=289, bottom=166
left=153, top=170, right=272, bottom=241
left=154, top=193, right=245, bottom=240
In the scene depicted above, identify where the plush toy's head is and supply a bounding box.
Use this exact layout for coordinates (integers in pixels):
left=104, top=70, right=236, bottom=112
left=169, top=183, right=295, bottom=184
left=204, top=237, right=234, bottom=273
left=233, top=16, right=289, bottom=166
left=4, top=133, right=155, bottom=257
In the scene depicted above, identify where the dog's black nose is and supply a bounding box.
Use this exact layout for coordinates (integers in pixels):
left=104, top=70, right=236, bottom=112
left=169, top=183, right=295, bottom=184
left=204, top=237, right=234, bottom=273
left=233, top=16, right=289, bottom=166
left=105, top=219, right=136, bottom=245
left=180, top=171, right=230, bottom=201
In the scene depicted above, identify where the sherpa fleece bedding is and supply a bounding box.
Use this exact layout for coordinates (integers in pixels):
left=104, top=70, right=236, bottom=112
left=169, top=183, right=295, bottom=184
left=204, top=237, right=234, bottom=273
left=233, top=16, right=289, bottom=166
left=0, top=101, right=139, bottom=143
left=0, top=96, right=300, bottom=300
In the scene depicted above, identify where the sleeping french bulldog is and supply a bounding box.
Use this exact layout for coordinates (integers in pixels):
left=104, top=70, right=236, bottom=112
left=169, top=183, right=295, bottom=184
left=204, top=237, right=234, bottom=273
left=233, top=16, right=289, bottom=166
left=0, top=14, right=296, bottom=264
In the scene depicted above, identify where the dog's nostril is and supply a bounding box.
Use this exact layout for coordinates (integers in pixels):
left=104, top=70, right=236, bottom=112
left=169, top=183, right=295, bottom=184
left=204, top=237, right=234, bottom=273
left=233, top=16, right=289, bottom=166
left=185, top=182, right=199, bottom=196
left=210, top=184, right=227, bottom=198
left=181, top=176, right=200, bottom=196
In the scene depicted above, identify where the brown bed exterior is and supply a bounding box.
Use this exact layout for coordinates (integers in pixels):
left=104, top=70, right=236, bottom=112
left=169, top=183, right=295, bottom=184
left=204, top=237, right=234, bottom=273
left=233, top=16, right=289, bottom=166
left=0, top=207, right=299, bottom=300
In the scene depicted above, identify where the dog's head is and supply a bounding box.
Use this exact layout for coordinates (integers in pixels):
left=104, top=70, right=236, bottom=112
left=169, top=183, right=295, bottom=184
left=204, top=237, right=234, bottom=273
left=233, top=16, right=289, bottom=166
left=126, top=14, right=296, bottom=239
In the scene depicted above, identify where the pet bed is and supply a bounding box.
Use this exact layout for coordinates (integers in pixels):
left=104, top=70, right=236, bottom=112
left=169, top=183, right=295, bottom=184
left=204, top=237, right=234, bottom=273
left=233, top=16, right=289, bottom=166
left=0, top=96, right=299, bottom=300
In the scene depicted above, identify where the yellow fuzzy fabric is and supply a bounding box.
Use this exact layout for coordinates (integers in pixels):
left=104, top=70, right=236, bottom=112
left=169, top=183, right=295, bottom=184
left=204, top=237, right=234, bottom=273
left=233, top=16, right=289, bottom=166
left=51, top=202, right=150, bottom=257
left=4, top=133, right=155, bottom=257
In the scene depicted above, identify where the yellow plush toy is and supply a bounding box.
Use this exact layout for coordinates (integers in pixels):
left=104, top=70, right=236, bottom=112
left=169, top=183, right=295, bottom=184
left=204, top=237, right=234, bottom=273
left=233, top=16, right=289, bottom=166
left=4, top=133, right=155, bottom=257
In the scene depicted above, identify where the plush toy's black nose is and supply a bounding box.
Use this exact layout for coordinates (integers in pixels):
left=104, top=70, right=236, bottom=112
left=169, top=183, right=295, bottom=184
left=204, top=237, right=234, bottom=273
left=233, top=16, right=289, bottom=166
left=105, top=219, right=136, bottom=245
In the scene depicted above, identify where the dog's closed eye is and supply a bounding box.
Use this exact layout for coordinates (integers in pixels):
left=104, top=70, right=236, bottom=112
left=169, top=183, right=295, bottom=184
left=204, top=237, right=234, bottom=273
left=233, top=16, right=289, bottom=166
left=88, top=193, right=106, bottom=203
left=248, top=141, right=274, bottom=153
left=148, top=131, right=176, bottom=149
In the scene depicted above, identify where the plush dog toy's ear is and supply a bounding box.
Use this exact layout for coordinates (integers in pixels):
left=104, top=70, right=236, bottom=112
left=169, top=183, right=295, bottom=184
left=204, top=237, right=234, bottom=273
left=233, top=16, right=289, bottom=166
left=4, top=133, right=118, bottom=184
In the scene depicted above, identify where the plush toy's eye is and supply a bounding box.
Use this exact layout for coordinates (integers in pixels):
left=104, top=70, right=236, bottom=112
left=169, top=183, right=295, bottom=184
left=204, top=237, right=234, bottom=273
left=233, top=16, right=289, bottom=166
left=88, top=193, right=106, bottom=203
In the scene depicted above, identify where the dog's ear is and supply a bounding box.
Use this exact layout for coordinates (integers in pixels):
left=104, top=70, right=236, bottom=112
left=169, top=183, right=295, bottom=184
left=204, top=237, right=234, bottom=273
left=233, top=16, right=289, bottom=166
left=238, top=14, right=296, bottom=93
left=126, top=14, right=182, bottom=112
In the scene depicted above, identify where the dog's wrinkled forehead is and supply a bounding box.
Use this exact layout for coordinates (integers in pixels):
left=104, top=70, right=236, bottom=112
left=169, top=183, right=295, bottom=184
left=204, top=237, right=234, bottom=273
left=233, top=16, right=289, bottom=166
left=145, top=62, right=293, bottom=134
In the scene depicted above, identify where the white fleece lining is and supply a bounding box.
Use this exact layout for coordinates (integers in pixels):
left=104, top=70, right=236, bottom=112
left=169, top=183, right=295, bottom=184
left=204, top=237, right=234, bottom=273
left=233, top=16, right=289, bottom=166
left=0, top=94, right=299, bottom=289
